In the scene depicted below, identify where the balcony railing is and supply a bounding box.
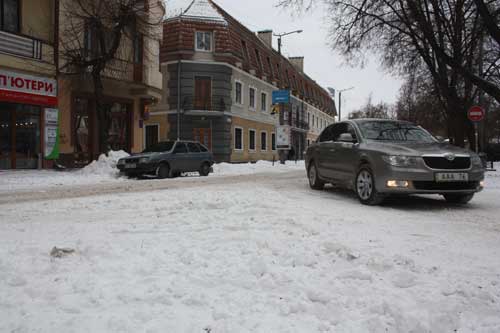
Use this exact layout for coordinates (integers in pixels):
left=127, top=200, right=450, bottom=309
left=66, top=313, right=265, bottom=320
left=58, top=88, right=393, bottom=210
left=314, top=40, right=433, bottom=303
left=0, top=30, right=42, bottom=60
left=182, top=97, right=227, bottom=112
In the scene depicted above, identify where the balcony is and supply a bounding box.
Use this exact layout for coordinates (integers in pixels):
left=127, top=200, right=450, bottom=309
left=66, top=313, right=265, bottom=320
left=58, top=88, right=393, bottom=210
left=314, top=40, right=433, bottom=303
left=182, top=97, right=227, bottom=112
left=282, top=115, right=310, bottom=131
left=0, top=30, right=44, bottom=60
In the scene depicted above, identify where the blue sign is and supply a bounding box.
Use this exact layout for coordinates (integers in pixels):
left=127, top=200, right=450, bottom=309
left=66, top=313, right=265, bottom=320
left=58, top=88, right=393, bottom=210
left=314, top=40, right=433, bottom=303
left=272, top=90, right=290, bottom=104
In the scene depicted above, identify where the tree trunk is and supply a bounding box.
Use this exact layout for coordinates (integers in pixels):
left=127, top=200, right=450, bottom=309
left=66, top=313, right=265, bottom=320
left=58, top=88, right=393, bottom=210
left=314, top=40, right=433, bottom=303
left=92, top=70, right=109, bottom=155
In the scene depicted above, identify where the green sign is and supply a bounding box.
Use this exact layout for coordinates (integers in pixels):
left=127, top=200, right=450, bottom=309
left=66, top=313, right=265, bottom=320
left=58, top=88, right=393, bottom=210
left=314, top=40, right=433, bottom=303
left=44, top=108, right=60, bottom=159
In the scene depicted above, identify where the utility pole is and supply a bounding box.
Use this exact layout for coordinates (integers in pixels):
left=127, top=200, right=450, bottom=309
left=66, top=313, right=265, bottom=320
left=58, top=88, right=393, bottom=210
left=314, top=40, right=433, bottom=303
left=177, top=60, right=181, bottom=140
left=274, top=30, right=303, bottom=54
left=337, top=87, right=354, bottom=122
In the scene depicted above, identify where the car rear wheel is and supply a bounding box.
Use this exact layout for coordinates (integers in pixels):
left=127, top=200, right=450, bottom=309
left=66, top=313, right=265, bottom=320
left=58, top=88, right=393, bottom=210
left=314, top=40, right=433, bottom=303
left=157, top=164, right=170, bottom=179
left=308, top=161, right=324, bottom=190
left=199, top=162, right=211, bottom=177
left=443, top=193, right=474, bottom=204
left=356, top=165, right=385, bottom=205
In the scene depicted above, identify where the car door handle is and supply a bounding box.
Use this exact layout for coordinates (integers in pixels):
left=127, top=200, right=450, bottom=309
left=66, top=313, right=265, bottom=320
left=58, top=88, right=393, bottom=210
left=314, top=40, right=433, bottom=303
left=329, top=149, right=336, bottom=152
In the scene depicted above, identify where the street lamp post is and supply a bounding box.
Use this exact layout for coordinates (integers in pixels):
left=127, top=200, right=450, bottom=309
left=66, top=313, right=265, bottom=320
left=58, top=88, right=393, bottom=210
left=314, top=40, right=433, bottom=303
left=274, top=30, right=303, bottom=54
left=337, top=87, right=354, bottom=122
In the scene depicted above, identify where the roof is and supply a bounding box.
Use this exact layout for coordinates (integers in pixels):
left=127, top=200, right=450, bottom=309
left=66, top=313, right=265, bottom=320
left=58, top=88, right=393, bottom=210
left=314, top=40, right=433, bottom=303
left=170, top=0, right=227, bottom=25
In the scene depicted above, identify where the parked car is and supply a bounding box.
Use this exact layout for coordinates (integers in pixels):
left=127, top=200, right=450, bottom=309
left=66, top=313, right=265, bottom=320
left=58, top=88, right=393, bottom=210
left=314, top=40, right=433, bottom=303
left=305, top=119, right=485, bottom=205
left=117, top=141, right=214, bottom=179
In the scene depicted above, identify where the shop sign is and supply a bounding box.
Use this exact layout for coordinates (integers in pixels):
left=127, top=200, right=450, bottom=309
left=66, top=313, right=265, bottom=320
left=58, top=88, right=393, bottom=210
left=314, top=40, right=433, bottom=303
left=44, top=108, right=60, bottom=159
left=0, top=69, right=57, bottom=106
left=277, top=125, right=291, bottom=150
left=272, top=90, right=290, bottom=104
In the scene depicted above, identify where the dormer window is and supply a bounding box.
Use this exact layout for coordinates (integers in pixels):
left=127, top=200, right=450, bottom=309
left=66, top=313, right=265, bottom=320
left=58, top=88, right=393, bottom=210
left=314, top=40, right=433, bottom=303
left=195, top=31, right=213, bottom=52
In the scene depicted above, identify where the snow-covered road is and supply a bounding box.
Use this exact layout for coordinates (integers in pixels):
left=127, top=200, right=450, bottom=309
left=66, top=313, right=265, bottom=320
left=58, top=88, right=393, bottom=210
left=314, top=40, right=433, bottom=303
left=1, top=167, right=500, bottom=332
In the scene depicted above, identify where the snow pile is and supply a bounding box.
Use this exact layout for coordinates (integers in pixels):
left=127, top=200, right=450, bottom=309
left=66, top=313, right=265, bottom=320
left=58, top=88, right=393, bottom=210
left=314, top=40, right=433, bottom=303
left=0, top=151, right=129, bottom=193
left=78, top=150, right=129, bottom=178
left=213, top=160, right=305, bottom=176
left=485, top=162, right=500, bottom=189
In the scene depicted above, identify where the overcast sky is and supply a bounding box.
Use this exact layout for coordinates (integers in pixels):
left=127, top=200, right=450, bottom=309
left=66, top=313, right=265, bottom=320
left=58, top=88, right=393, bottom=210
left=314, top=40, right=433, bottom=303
left=164, top=0, right=403, bottom=117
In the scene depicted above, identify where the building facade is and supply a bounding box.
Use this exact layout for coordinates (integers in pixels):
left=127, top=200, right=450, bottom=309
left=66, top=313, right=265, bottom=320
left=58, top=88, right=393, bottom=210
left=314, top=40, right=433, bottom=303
left=153, top=0, right=336, bottom=162
left=0, top=0, right=165, bottom=170
left=56, top=0, right=164, bottom=167
left=0, top=0, right=58, bottom=169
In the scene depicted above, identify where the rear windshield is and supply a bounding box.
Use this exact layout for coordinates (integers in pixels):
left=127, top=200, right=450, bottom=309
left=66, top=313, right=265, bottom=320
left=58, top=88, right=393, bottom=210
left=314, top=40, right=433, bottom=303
left=358, top=121, right=436, bottom=143
left=198, top=144, right=209, bottom=152
left=143, top=142, right=175, bottom=153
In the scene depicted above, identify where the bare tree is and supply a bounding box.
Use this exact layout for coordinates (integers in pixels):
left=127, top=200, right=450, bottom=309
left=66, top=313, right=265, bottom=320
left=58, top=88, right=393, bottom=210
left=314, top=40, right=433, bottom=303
left=279, top=0, right=496, bottom=147
left=58, top=0, right=164, bottom=154
left=396, top=71, right=448, bottom=137
left=348, top=94, right=396, bottom=119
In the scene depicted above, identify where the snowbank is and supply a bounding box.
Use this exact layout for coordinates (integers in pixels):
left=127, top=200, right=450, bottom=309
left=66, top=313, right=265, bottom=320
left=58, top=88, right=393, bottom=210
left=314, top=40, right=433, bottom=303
left=77, top=150, right=129, bottom=177
left=0, top=151, right=129, bottom=193
left=213, top=160, right=305, bottom=176
left=0, top=157, right=303, bottom=192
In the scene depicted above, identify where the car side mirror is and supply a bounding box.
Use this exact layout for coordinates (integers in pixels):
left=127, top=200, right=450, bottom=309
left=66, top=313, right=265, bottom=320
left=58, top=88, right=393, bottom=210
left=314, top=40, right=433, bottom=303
left=338, top=133, right=357, bottom=143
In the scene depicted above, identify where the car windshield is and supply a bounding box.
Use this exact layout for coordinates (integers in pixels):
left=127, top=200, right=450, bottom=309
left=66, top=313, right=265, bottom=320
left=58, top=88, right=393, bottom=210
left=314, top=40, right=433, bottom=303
left=358, top=121, right=436, bottom=143
left=142, top=141, right=175, bottom=153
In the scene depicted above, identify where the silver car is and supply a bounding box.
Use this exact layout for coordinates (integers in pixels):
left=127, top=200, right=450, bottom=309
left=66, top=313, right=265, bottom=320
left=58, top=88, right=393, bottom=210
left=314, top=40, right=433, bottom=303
left=305, top=119, right=485, bottom=205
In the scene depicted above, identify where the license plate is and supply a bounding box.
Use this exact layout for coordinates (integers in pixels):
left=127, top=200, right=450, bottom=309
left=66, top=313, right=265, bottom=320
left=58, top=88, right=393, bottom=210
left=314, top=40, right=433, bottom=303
left=435, top=172, right=469, bottom=182
left=125, top=164, right=137, bottom=169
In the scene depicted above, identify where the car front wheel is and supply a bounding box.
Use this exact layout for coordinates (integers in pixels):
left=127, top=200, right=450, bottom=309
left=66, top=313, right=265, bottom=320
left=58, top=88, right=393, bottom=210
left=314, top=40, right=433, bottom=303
left=443, top=193, right=474, bottom=204
left=308, top=161, right=324, bottom=190
left=157, top=164, right=170, bottom=179
left=199, top=162, right=211, bottom=177
left=355, top=165, right=385, bottom=205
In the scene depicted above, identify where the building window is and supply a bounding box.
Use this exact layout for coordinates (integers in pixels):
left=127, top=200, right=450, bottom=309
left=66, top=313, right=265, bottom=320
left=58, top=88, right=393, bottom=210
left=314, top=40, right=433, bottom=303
left=272, top=133, right=276, bottom=151
left=249, top=129, right=256, bottom=151
left=266, top=57, right=273, bottom=79
left=261, top=131, right=267, bottom=151
left=241, top=40, right=249, bottom=60
left=195, top=31, right=213, bottom=52
left=133, top=33, right=144, bottom=64
left=234, top=127, right=243, bottom=150
left=261, top=92, right=267, bottom=112
left=194, top=77, right=212, bottom=110
left=255, top=49, right=263, bottom=71
left=235, top=81, right=242, bottom=105
left=0, top=0, right=20, bottom=33
left=249, top=87, right=256, bottom=110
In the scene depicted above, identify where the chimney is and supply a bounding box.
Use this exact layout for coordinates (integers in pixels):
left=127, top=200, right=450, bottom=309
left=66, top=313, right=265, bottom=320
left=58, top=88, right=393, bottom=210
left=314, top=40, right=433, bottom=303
left=257, top=30, right=273, bottom=48
left=289, top=57, right=304, bottom=72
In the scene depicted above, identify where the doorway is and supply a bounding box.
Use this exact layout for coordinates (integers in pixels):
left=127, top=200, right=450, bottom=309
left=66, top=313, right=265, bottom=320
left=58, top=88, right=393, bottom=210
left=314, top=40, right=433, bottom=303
left=145, top=124, right=159, bottom=150
left=193, top=128, right=212, bottom=150
left=0, top=103, right=41, bottom=169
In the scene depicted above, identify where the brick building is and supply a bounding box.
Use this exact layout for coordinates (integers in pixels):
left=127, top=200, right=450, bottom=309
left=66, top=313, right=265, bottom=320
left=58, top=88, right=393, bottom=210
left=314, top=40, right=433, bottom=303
left=151, top=0, right=336, bottom=162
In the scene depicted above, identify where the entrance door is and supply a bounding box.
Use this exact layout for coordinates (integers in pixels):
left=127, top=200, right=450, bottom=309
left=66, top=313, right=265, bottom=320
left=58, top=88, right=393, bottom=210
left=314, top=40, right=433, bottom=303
left=194, top=77, right=212, bottom=110
left=0, top=110, right=12, bottom=169
left=193, top=128, right=212, bottom=151
left=0, top=104, right=40, bottom=169
left=145, top=124, right=159, bottom=150
left=15, top=106, right=41, bottom=169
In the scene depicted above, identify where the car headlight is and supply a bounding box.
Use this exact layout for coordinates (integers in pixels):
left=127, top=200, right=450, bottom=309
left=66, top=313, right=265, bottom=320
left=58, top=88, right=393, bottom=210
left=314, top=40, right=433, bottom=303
left=382, top=155, right=419, bottom=167
left=117, top=159, right=125, bottom=165
left=139, top=157, right=150, bottom=164
left=470, top=155, right=483, bottom=168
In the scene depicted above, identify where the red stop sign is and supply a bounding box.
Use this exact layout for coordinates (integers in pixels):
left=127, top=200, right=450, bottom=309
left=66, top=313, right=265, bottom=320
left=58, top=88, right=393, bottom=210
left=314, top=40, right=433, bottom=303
left=468, top=106, right=485, bottom=122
